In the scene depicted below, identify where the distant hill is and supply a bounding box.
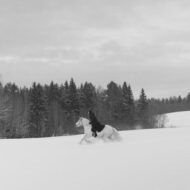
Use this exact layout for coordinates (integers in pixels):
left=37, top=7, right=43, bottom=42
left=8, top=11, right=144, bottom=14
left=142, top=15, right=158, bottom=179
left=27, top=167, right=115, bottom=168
left=165, top=111, right=190, bottom=128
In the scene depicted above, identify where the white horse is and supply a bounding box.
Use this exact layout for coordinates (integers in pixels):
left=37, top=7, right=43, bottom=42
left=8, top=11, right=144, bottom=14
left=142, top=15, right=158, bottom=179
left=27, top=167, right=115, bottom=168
left=75, top=117, right=122, bottom=144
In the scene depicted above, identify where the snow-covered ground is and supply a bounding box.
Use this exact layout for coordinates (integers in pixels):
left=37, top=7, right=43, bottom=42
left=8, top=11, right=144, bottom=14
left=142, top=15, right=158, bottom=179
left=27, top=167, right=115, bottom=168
left=0, top=112, right=190, bottom=190
left=165, top=111, right=190, bottom=128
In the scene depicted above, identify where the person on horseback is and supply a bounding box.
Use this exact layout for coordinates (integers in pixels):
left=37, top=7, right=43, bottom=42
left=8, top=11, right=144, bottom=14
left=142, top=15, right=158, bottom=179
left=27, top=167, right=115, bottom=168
left=88, top=110, right=105, bottom=137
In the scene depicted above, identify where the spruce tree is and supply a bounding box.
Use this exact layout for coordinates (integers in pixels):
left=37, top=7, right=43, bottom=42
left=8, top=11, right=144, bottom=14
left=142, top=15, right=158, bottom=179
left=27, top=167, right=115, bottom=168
left=47, top=81, right=60, bottom=103
left=60, top=81, right=71, bottom=114
left=106, top=81, right=123, bottom=122
left=44, top=82, right=60, bottom=137
left=186, top=93, right=190, bottom=109
left=79, top=82, right=96, bottom=113
left=29, top=83, right=48, bottom=137
left=78, top=84, right=86, bottom=115
left=68, top=78, right=79, bottom=114
left=59, top=81, right=72, bottom=134
left=137, top=88, right=149, bottom=127
left=67, top=78, right=79, bottom=132
left=122, top=82, right=135, bottom=126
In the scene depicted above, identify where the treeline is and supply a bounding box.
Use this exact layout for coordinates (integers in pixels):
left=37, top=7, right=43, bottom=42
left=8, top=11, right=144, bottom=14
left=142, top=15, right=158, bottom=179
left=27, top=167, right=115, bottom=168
left=149, top=94, right=190, bottom=115
left=0, top=79, right=189, bottom=138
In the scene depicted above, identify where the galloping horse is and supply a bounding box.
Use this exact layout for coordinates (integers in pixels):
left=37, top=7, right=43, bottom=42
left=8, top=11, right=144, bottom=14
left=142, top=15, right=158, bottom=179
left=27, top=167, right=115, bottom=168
left=75, top=117, right=122, bottom=144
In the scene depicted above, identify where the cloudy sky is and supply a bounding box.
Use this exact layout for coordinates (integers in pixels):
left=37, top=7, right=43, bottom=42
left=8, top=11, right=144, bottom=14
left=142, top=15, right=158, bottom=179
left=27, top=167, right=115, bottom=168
left=0, top=0, right=190, bottom=98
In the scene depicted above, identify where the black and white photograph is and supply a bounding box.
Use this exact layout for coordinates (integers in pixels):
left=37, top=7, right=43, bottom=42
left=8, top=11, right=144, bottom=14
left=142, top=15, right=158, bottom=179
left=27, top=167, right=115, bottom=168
left=0, top=0, right=190, bottom=189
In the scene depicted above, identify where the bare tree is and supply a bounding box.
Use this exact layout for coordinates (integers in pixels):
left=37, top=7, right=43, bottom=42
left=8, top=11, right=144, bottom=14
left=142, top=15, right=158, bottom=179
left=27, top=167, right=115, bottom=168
left=154, top=114, right=168, bottom=128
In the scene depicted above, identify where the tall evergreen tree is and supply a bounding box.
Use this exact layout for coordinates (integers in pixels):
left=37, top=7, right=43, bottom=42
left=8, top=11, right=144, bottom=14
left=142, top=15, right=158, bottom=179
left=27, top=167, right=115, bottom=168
left=122, top=82, right=135, bottom=126
left=47, top=81, right=60, bottom=103
left=0, top=96, right=12, bottom=138
left=19, top=88, right=30, bottom=137
left=59, top=81, right=72, bottom=134
left=78, top=84, right=86, bottom=115
left=79, top=82, right=96, bottom=115
left=29, top=83, right=48, bottom=137
left=95, top=87, right=107, bottom=122
left=68, top=78, right=79, bottom=114
left=106, top=81, right=123, bottom=122
left=4, top=83, right=19, bottom=95
left=61, top=81, right=71, bottom=114
left=61, top=78, right=79, bottom=133
left=44, top=82, right=61, bottom=136
left=137, top=88, right=149, bottom=127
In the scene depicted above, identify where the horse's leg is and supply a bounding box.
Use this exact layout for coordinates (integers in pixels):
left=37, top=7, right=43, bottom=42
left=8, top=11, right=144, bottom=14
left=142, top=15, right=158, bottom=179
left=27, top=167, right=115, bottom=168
left=100, top=131, right=110, bottom=142
left=108, top=128, right=115, bottom=140
left=101, top=126, right=116, bottom=142
left=80, top=134, right=93, bottom=144
left=79, top=134, right=88, bottom=144
left=111, top=128, right=122, bottom=141
left=85, top=137, right=93, bottom=144
left=102, top=126, right=111, bottom=138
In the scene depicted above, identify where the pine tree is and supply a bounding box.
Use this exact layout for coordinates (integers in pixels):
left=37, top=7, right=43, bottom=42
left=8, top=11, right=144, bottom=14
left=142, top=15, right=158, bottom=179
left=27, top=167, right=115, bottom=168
left=19, top=88, right=30, bottom=138
left=0, top=96, right=12, bottom=137
left=137, top=88, right=149, bottom=127
left=106, top=81, right=123, bottom=122
left=4, top=83, right=19, bottom=95
left=44, top=82, right=61, bottom=136
left=78, top=84, right=86, bottom=115
left=68, top=78, right=79, bottom=114
left=187, top=93, right=190, bottom=102
left=96, top=86, right=107, bottom=122
left=177, top=96, right=182, bottom=104
left=64, top=78, right=79, bottom=133
left=3, top=83, right=20, bottom=137
left=61, top=81, right=71, bottom=114
left=59, top=80, right=77, bottom=134
left=186, top=93, right=190, bottom=109
left=122, top=82, right=135, bottom=126
left=29, top=83, right=48, bottom=137
left=46, top=81, right=60, bottom=103
left=79, top=82, right=96, bottom=115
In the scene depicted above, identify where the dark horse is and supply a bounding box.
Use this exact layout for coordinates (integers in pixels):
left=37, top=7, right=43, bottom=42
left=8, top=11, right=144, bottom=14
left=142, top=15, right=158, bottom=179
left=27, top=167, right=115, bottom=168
left=88, top=110, right=105, bottom=137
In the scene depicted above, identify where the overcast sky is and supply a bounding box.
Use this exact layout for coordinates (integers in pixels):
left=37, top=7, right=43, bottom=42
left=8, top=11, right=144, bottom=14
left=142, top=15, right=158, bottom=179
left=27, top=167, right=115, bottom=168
left=0, top=0, right=190, bottom=98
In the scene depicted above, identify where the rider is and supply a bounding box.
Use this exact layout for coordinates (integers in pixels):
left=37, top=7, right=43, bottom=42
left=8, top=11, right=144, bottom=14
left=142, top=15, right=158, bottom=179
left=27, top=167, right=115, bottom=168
left=88, top=110, right=105, bottom=137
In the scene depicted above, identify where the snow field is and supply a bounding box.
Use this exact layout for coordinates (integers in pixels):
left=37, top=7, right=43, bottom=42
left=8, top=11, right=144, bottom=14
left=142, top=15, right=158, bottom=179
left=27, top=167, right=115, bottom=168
left=0, top=123, right=190, bottom=190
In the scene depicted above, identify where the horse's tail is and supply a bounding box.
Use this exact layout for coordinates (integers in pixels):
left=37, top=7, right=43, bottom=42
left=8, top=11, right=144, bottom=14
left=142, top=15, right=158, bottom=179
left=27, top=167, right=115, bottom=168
left=112, top=128, right=122, bottom=141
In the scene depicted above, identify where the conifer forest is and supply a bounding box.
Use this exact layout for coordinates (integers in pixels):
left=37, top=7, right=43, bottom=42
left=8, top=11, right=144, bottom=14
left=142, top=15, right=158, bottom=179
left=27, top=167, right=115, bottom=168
left=0, top=79, right=189, bottom=138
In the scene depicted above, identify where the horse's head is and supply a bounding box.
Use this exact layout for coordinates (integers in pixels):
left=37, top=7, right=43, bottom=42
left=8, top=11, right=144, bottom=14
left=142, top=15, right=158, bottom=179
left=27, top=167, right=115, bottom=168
left=75, top=117, right=90, bottom=128
left=75, top=117, right=83, bottom=128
